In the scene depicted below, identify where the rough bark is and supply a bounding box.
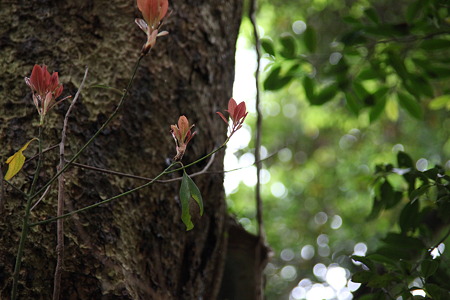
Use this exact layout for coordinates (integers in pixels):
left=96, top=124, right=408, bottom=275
left=0, top=0, right=245, bottom=299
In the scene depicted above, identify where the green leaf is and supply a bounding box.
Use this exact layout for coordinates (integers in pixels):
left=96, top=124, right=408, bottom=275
left=279, top=34, right=297, bottom=59
left=367, top=273, right=400, bottom=288
left=303, top=76, right=315, bottom=100
left=382, top=232, right=420, bottom=246
left=345, top=92, right=363, bottom=115
left=260, top=38, right=276, bottom=56
left=185, top=172, right=204, bottom=216
left=179, top=172, right=204, bottom=231
left=4, top=138, right=37, bottom=180
left=406, top=76, right=434, bottom=99
left=303, top=26, right=317, bottom=52
left=421, top=259, right=439, bottom=278
left=312, top=83, right=338, bottom=105
left=397, top=92, right=423, bottom=119
left=425, top=283, right=450, bottom=300
left=429, top=95, right=450, bottom=110
left=380, top=180, right=402, bottom=209
left=366, top=196, right=383, bottom=221
left=409, top=184, right=433, bottom=201
left=420, top=39, right=450, bottom=51
left=263, top=65, right=293, bottom=91
left=397, top=151, right=414, bottom=168
left=369, top=95, right=387, bottom=123
left=180, top=172, right=194, bottom=231
left=406, top=0, right=423, bottom=23
left=364, top=8, right=380, bottom=24
left=366, top=253, right=397, bottom=267
left=351, top=255, right=375, bottom=270
left=352, top=271, right=375, bottom=284
left=387, top=51, right=409, bottom=82
left=399, top=199, right=419, bottom=233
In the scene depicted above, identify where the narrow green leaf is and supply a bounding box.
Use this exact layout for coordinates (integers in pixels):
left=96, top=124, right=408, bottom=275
left=260, top=38, right=276, bottom=56
left=366, top=196, right=383, bottom=221
left=279, top=34, right=297, bottom=59
left=185, top=173, right=204, bottom=216
left=370, top=251, right=403, bottom=266
left=406, top=0, right=423, bottom=23
left=312, top=83, right=338, bottom=105
left=409, top=184, right=433, bottom=201
left=345, top=92, right=362, bottom=115
left=425, top=283, right=450, bottom=299
left=421, top=259, right=439, bottom=278
left=303, top=76, right=315, bottom=100
left=180, top=172, right=194, bottom=231
left=303, top=26, right=317, bottom=52
left=367, top=273, right=400, bottom=289
left=397, top=92, right=423, bottom=119
left=387, top=51, right=409, bottom=82
left=263, top=65, right=293, bottom=91
left=369, top=95, right=387, bottom=123
left=407, top=76, right=434, bottom=98
left=352, top=271, right=375, bottom=284
left=429, top=95, right=450, bottom=110
left=380, top=180, right=401, bottom=209
left=351, top=255, right=375, bottom=270
left=397, top=151, right=414, bottom=168
left=364, top=8, right=380, bottom=24
left=399, top=199, right=419, bottom=233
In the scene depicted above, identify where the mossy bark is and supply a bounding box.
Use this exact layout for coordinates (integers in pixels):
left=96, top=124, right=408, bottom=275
left=0, top=0, right=244, bottom=299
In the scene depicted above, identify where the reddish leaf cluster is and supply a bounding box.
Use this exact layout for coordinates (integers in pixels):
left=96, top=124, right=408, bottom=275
left=135, top=0, right=169, bottom=54
left=25, top=64, right=65, bottom=124
left=217, top=98, right=248, bottom=137
left=170, top=116, right=196, bottom=161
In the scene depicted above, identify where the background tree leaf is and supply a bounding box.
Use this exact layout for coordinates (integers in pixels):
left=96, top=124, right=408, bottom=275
left=303, top=26, right=317, bottom=52
left=397, top=92, right=423, bottom=119
left=261, top=38, right=276, bottom=56
left=279, top=34, right=297, bottom=59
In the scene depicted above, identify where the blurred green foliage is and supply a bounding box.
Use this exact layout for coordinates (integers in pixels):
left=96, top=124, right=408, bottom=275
left=229, top=0, right=450, bottom=299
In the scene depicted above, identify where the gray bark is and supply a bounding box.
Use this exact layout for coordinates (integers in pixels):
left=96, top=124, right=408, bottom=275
left=0, top=1, right=250, bottom=299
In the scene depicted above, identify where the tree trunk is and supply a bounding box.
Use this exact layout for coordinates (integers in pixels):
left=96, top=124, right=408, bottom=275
left=0, top=0, right=251, bottom=299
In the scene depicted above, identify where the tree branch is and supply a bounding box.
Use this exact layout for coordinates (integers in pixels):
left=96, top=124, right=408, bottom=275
left=53, top=66, right=88, bottom=300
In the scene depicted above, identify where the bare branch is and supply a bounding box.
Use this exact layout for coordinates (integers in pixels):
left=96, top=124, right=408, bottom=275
left=53, top=66, right=88, bottom=300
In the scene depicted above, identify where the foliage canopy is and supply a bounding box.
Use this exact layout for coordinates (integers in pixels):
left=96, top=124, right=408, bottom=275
left=230, top=0, right=450, bottom=298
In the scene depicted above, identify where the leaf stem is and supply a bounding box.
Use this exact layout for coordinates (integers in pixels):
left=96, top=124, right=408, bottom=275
left=11, top=126, right=44, bottom=300
left=167, top=143, right=227, bottom=174
left=30, top=163, right=175, bottom=227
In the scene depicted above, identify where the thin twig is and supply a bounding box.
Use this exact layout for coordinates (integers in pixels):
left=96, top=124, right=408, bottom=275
left=53, top=67, right=88, bottom=300
left=249, top=0, right=264, bottom=239
left=2, top=180, right=28, bottom=197
left=11, top=126, right=44, bottom=300
left=30, top=184, right=52, bottom=211
left=26, top=144, right=59, bottom=162
left=66, top=153, right=216, bottom=183
left=30, top=163, right=176, bottom=227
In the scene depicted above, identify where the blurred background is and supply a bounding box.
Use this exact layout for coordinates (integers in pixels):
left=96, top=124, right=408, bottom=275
left=227, top=0, right=450, bottom=298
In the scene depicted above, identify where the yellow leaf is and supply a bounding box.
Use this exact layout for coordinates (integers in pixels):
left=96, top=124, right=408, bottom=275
left=4, top=138, right=37, bottom=180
